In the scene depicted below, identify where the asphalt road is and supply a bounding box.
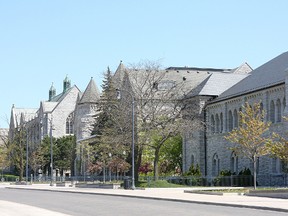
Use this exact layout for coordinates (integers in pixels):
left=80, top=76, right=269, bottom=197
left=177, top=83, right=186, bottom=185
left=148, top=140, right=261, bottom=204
left=0, top=188, right=286, bottom=216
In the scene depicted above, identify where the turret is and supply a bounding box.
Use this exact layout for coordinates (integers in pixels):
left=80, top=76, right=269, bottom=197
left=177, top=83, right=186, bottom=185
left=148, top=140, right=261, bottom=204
left=63, top=75, right=71, bottom=92
left=49, top=82, right=56, bottom=101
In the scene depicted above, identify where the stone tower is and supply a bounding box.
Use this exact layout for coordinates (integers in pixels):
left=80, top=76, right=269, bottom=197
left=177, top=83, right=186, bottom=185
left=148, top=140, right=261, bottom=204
left=74, top=77, right=100, bottom=141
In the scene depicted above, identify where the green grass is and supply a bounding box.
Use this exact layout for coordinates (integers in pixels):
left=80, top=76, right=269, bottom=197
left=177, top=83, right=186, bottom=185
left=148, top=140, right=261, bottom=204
left=137, top=180, right=183, bottom=188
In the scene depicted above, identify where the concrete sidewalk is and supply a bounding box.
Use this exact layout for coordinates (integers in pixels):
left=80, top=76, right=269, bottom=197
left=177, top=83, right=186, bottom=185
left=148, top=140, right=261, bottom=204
left=2, top=184, right=288, bottom=214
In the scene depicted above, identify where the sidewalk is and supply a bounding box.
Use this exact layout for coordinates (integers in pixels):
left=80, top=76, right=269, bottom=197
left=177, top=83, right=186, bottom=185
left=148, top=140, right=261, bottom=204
left=2, top=183, right=288, bottom=214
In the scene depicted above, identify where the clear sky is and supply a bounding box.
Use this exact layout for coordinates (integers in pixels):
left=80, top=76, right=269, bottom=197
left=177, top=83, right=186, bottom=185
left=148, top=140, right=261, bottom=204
left=0, top=0, right=287, bottom=128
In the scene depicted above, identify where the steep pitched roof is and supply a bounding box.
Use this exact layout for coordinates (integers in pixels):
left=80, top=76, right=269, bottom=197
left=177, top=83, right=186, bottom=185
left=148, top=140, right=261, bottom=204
left=41, top=101, right=58, bottom=113
left=11, top=107, right=38, bottom=127
left=79, top=78, right=100, bottom=104
left=185, top=73, right=248, bottom=98
left=112, top=61, right=126, bottom=89
left=217, top=52, right=288, bottom=101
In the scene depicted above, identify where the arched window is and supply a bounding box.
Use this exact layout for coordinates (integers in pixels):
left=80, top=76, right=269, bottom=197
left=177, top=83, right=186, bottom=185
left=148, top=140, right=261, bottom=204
left=228, top=110, right=233, bottom=131
left=215, top=114, right=220, bottom=133
left=283, top=98, right=286, bottom=112
left=270, top=100, right=275, bottom=123
left=211, top=115, right=215, bottom=133
left=191, top=155, right=195, bottom=167
left=220, top=113, right=223, bottom=133
left=272, top=158, right=282, bottom=174
left=233, top=109, right=238, bottom=128
left=238, top=108, right=242, bottom=127
left=66, top=112, right=74, bottom=135
left=276, top=99, right=282, bottom=122
left=230, top=152, right=238, bottom=175
left=212, top=153, right=220, bottom=176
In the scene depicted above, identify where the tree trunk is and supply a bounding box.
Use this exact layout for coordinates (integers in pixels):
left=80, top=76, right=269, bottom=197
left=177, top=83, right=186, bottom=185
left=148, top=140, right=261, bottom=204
left=154, top=147, right=160, bottom=181
left=253, top=156, right=257, bottom=190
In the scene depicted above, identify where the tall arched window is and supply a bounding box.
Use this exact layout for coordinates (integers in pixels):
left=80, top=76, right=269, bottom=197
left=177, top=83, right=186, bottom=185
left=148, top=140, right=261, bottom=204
left=230, top=152, right=238, bottom=175
left=212, top=153, right=220, bottom=176
left=215, top=114, right=220, bottom=133
left=228, top=110, right=233, bottom=131
left=233, top=109, right=238, bottom=128
left=66, top=112, right=74, bottom=135
left=270, top=100, right=275, bottom=123
left=276, top=99, right=282, bottom=122
left=220, top=113, right=223, bottom=133
left=283, top=97, right=286, bottom=112
left=211, top=115, right=215, bottom=133
left=191, top=155, right=195, bottom=167
left=272, top=158, right=282, bottom=174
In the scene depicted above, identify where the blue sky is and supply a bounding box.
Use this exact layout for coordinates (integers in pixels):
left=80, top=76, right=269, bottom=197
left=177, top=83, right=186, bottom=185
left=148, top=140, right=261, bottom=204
left=0, top=0, right=287, bottom=128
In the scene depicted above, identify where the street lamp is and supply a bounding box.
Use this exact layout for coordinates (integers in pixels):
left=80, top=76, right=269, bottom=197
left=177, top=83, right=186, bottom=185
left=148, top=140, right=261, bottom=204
left=49, top=116, right=54, bottom=186
left=116, top=88, right=135, bottom=190
left=25, top=126, right=29, bottom=185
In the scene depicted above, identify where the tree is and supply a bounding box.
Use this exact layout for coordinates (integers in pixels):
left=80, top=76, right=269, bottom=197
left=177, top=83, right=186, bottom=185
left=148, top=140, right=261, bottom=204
left=0, top=131, right=9, bottom=176
left=7, top=125, right=28, bottom=181
left=268, top=117, right=288, bottom=171
left=224, top=102, right=272, bottom=189
left=126, top=60, right=202, bottom=180
left=54, top=136, right=76, bottom=176
left=90, top=67, right=131, bottom=180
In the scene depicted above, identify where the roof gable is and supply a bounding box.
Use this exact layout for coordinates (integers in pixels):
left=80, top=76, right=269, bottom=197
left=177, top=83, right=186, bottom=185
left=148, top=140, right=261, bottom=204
left=217, top=51, right=288, bottom=100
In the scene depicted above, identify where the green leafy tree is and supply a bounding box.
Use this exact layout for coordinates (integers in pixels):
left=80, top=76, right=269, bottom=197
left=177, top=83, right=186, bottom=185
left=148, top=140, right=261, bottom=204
left=224, top=102, right=272, bottom=189
left=159, top=134, right=182, bottom=175
left=8, top=127, right=26, bottom=181
left=54, top=136, right=76, bottom=176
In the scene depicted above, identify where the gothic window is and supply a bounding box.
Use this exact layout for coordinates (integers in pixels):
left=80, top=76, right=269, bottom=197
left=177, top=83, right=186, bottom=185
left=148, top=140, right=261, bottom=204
left=191, top=155, right=195, bottom=166
left=233, top=109, right=238, bottom=128
left=228, top=110, right=233, bottom=131
left=259, top=102, right=264, bottom=121
left=66, top=112, right=74, bottom=135
left=283, top=97, right=286, bottom=112
left=272, top=158, right=282, bottom=174
left=276, top=99, right=282, bottom=122
left=230, top=152, right=238, bottom=175
left=220, top=113, right=223, bottom=133
left=212, top=153, right=220, bottom=176
left=270, top=100, right=275, bottom=123
left=238, top=108, right=242, bottom=126
left=215, top=114, right=220, bottom=133
left=211, top=115, right=215, bottom=133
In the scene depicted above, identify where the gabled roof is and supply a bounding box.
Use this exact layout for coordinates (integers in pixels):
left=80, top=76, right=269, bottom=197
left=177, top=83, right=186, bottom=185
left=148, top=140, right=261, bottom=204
left=11, top=107, right=38, bottom=127
left=79, top=78, right=100, bottom=104
left=40, top=101, right=58, bottom=113
left=185, top=73, right=248, bottom=98
left=114, top=61, right=251, bottom=99
left=217, top=51, right=288, bottom=101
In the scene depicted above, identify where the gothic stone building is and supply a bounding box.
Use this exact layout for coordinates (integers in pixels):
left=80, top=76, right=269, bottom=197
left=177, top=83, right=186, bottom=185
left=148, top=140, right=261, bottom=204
left=183, top=52, right=288, bottom=186
left=9, top=76, right=100, bottom=150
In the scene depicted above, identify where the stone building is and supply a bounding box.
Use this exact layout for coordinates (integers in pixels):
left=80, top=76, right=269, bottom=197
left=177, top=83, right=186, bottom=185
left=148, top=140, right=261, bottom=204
left=9, top=76, right=100, bottom=149
left=183, top=51, right=288, bottom=186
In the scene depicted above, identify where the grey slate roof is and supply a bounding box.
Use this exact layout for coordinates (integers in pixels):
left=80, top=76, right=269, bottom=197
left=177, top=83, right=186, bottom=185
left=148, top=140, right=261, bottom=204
left=79, top=78, right=100, bottom=104
left=186, top=73, right=248, bottom=98
left=113, top=61, right=252, bottom=99
left=216, top=51, right=288, bottom=101
left=11, top=107, right=38, bottom=126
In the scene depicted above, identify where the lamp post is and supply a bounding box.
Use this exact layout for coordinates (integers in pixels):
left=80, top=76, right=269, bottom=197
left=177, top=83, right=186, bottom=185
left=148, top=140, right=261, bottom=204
left=26, top=126, right=28, bottom=184
left=49, top=117, right=54, bottom=186
left=116, top=89, right=135, bottom=190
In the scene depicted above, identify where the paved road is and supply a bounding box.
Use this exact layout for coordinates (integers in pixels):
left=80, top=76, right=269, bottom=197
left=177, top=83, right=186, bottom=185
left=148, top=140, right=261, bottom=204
left=0, top=188, right=287, bottom=216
